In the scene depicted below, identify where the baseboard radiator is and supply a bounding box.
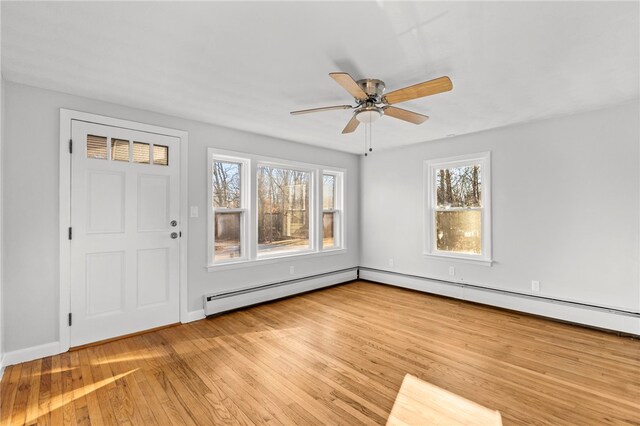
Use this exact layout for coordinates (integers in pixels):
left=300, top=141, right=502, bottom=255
left=359, top=267, right=640, bottom=335
left=204, top=268, right=358, bottom=316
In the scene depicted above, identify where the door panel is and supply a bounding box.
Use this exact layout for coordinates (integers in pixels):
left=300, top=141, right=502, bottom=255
left=86, top=171, right=125, bottom=233
left=137, top=248, right=169, bottom=307
left=70, top=120, right=180, bottom=347
left=85, top=251, right=125, bottom=316
left=138, top=174, right=170, bottom=231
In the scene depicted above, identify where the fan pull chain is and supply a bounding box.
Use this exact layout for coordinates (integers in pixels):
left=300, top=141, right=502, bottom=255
left=363, top=122, right=374, bottom=157
left=364, top=122, right=369, bottom=156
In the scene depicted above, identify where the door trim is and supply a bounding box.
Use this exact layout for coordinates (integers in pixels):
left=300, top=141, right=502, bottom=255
left=59, top=109, right=189, bottom=353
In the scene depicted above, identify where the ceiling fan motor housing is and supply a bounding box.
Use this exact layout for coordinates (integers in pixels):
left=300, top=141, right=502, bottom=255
left=357, top=79, right=385, bottom=102
left=354, top=79, right=386, bottom=123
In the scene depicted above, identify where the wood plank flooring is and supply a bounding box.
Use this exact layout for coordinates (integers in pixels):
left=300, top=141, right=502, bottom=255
left=1, top=281, right=639, bottom=425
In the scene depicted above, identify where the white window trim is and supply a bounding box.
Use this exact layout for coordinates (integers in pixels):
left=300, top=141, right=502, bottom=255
left=207, top=148, right=346, bottom=270
left=423, top=152, right=492, bottom=265
left=206, top=248, right=347, bottom=271
left=208, top=152, right=250, bottom=266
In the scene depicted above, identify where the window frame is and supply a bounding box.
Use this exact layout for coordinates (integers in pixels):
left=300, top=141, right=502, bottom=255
left=321, top=171, right=344, bottom=252
left=255, top=161, right=316, bottom=259
left=423, top=152, right=492, bottom=265
left=208, top=152, right=250, bottom=265
left=207, top=148, right=346, bottom=270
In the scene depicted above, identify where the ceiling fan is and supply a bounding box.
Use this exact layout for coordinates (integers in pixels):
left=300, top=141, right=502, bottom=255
left=291, top=72, right=453, bottom=134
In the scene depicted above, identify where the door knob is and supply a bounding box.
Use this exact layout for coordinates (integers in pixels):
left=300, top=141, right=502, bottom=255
left=171, top=232, right=178, bottom=239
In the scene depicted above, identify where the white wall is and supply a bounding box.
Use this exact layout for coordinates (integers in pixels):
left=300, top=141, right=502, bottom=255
left=2, top=81, right=360, bottom=353
left=361, top=101, right=640, bottom=313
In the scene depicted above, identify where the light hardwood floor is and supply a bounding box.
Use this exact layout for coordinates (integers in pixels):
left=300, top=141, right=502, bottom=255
left=1, top=281, right=639, bottom=425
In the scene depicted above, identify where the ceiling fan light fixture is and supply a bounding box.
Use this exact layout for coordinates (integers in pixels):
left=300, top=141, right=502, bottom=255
left=355, top=108, right=382, bottom=123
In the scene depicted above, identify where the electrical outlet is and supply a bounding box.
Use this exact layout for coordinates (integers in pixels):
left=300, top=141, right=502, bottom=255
left=449, top=266, right=455, bottom=276
left=388, top=258, right=394, bottom=267
left=531, top=280, right=540, bottom=292
left=289, top=266, right=295, bottom=275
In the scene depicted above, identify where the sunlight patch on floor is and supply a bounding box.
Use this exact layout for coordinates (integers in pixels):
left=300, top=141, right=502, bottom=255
left=91, top=352, right=163, bottom=366
left=29, top=366, right=78, bottom=376
left=26, top=369, right=139, bottom=424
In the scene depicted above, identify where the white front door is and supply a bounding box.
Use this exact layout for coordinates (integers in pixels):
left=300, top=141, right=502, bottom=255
left=70, top=120, right=181, bottom=347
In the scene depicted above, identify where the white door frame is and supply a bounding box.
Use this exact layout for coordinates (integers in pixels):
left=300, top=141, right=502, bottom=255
left=59, top=109, right=189, bottom=352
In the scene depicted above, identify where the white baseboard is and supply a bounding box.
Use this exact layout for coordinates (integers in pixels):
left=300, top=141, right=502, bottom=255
left=360, top=269, right=640, bottom=335
left=184, top=309, right=206, bottom=323
left=2, top=309, right=205, bottom=369
left=0, top=270, right=356, bottom=368
left=204, top=269, right=358, bottom=316
left=2, top=268, right=635, bottom=370
left=2, top=341, right=61, bottom=368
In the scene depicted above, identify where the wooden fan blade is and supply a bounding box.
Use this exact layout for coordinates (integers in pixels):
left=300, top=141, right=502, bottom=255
left=342, top=115, right=360, bottom=134
left=382, top=76, right=452, bottom=105
left=330, top=72, right=369, bottom=101
left=290, top=105, right=353, bottom=115
left=383, top=106, right=429, bottom=124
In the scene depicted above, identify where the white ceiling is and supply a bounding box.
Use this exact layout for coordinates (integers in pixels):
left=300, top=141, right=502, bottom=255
left=2, top=1, right=639, bottom=153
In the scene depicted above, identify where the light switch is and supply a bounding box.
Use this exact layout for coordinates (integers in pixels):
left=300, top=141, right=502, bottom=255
left=190, top=206, right=199, bottom=218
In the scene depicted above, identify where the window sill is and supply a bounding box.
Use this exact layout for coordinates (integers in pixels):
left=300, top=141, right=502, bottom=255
left=423, top=252, right=493, bottom=267
left=206, top=248, right=347, bottom=272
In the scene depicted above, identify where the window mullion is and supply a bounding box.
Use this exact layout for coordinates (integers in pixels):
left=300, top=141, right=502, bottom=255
left=315, top=169, right=321, bottom=252
left=248, top=159, right=257, bottom=261
left=214, top=208, right=246, bottom=213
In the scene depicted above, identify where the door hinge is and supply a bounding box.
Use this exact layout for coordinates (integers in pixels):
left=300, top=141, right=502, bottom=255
left=68, top=313, right=73, bottom=326
left=68, top=227, right=72, bottom=240
left=69, top=139, right=73, bottom=154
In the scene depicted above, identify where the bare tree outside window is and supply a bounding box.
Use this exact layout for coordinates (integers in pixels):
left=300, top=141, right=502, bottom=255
left=212, top=161, right=243, bottom=261
left=435, top=165, right=482, bottom=254
left=213, top=161, right=241, bottom=208
left=436, top=165, right=481, bottom=208
left=257, top=166, right=310, bottom=254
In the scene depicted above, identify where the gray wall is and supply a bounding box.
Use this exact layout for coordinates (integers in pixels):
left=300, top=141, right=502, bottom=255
left=1, top=76, right=4, bottom=363
left=360, top=101, right=640, bottom=312
left=2, top=81, right=360, bottom=352
left=3, top=79, right=638, bottom=354
left=1, top=3, right=4, bottom=363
